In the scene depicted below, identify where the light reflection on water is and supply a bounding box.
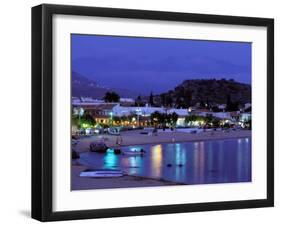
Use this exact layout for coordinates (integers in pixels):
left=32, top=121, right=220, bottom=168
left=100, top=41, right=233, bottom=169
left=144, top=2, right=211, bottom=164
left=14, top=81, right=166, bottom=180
left=79, top=138, right=251, bottom=185
left=151, top=144, right=162, bottom=178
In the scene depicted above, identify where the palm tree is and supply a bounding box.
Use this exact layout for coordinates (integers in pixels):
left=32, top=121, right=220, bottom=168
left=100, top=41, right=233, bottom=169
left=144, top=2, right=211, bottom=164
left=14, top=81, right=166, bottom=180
left=170, top=112, right=178, bottom=127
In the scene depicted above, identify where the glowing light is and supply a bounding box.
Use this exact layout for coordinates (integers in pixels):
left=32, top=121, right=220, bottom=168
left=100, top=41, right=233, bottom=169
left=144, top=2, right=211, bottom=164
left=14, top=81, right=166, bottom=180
left=151, top=144, right=163, bottom=178
left=104, top=151, right=118, bottom=169
left=81, top=123, right=90, bottom=128
left=106, top=148, right=115, bottom=154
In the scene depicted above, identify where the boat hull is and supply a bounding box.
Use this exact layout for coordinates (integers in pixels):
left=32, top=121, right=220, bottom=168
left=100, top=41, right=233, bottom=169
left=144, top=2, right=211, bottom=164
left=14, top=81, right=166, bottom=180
left=79, top=169, right=123, bottom=178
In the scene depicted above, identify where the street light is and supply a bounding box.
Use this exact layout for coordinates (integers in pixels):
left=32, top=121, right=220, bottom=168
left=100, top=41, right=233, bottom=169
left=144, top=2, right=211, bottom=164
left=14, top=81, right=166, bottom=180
left=135, top=108, right=142, bottom=127
left=109, top=112, right=113, bottom=126
left=78, top=106, right=84, bottom=128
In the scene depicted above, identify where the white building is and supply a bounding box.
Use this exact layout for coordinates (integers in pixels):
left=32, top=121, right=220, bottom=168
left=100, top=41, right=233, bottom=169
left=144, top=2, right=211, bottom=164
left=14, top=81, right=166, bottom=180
left=119, top=98, right=135, bottom=106
left=112, top=104, right=166, bottom=117
left=168, top=109, right=189, bottom=127
left=167, top=108, right=188, bottom=116
left=240, top=112, right=251, bottom=122
left=112, top=104, right=189, bottom=126
left=194, top=110, right=240, bottom=120
left=72, top=97, right=81, bottom=104
left=212, top=112, right=232, bottom=119
left=72, top=97, right=105, bottom=105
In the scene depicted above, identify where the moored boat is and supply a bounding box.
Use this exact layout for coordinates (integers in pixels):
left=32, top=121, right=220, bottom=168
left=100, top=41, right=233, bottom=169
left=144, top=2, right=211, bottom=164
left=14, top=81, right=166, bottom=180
left=79, top=169, right=123, bottom=178
left=108, top=127, right=121, bottom=135
left=122, top=149, right=146, bottom=156
left=89, top=142, right=108, bottom=153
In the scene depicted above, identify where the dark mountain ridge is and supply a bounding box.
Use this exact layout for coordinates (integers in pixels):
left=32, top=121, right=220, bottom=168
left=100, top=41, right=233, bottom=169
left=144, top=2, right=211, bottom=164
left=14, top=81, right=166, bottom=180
left=72, top=71, right=139, bottom=99
left=152, top=78, right=251, bottom=108
left=72, top=72, right=251, bottom=108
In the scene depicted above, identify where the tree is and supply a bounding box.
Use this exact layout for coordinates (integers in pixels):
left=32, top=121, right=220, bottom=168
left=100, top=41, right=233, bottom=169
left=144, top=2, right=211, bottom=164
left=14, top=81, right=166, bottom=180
left=226, top=94, right=231, bottom=107
left=151, top=111, right=179, bottom=128
left=226, top=94, right=239, bottom=111
left=211, top=106, right=220, bottom=112
left=170, top=112, right=178, bottom=127
left=79, top=111, right=96, bottom=128
left=184, top=115, right=197, bottom=125
left=206, top=97, right=210, bottom=107
left=174, top=87, right=192, bottom=108
left=184, top=89, right=192, bottom=107
left=113, top=116, right=121, bottom=125
left=120, top=115, right=129, bottom=125
left=212, top=118, right=220, bottom=128
left=151, top=111, right=162, bottom=127
left=160, top=94, right=166, bottom=107
left=205, top=114, right=213, bottom=124
left=244, top=119, right=252, bottom=129
left=184, top=115, right=205, bottom=126
left=149, top=92, right=154, bottom=106
left=166, top=94, right=173, bottom=107
left=72, top=114, right=79, bottom=128
left=103, top=91, right=120, bottom=102
left=135, top=95, right=145, bottom=106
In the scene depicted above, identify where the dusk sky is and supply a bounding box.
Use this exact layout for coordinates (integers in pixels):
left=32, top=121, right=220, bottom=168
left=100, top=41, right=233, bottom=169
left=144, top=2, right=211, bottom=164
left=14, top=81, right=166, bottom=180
left=72, top=34, right=251, bottom=95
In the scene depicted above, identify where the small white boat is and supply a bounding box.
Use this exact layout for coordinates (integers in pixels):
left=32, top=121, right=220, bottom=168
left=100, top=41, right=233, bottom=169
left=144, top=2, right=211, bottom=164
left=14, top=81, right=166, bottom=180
left=108, top=127, right=120, bottom=135
left=122, top=149, right=146, bottom=156
left=79, top=169, right=123, bottom=178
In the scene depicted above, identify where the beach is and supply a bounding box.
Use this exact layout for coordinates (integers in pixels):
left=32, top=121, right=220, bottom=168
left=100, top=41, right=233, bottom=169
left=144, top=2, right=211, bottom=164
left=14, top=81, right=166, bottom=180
left=72, top=165, right=183, bottom=190
left=73, top=129, right=252, bottom=153
left=71, top=129, right=252, bottom=190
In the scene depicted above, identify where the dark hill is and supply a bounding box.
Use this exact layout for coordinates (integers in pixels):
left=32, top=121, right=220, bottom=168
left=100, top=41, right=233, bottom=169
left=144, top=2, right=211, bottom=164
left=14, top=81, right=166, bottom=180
left=153, top=79, right=251, bottom=107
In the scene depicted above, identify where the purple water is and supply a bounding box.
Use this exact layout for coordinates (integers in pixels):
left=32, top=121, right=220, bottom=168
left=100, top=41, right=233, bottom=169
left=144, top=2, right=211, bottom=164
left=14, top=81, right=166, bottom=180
left=78, top=138, right=251, bottom=185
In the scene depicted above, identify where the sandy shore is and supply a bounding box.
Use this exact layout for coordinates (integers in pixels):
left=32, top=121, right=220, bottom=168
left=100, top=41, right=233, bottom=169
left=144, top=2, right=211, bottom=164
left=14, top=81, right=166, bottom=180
left=72, top=129, right=251, bottom=190
left=71, top=165, right=183, bottom=190
left=73, top=129, right=251, bottom=153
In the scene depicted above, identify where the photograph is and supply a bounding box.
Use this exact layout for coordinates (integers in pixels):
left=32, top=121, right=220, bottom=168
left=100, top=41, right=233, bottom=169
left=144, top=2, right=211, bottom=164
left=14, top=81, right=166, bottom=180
left=71, top=34, right=252, bottom=190
left=30, top=3, right=274, bottom=221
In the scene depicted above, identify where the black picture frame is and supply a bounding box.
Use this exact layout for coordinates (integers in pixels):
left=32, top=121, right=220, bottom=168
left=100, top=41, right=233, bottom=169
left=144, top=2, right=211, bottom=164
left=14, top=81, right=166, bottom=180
left=32, top=4, right=274, bottom=222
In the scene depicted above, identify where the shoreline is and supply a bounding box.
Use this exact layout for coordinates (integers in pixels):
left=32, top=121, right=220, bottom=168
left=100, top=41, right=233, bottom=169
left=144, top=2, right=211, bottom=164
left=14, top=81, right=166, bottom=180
left=107, top=134, right=252, bottom=149
left=73, top=129, right=252, bottom=153
left=71, top=165, right=183, bottom=190
left=72, top=130, right=252, bottom=190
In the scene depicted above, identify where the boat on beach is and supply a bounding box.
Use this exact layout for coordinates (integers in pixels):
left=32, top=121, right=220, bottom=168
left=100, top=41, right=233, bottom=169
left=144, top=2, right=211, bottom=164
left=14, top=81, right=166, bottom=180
left=89, top=142, right=108, bottom=153
left=79, top=169, right=123, bottom=178
left=108, top=127, right=120, bottom=135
